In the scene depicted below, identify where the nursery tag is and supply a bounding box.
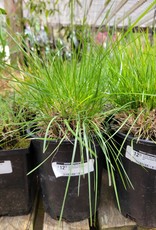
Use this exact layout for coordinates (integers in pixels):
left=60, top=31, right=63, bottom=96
left=126, top=145, right=156, bottom=170
left=52, top=159, right=94, bottom=178
left=0, top=160, right=13, bottom=174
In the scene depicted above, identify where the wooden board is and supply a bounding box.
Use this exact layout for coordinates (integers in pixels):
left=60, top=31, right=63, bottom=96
left=138, top=227, right=156, bottom=230
left=0, top=213, right=35, bottom=230
left=98, top=170, right=137, bottom=230
left=0, top=192, right=38, bottom=230
left=43, top=213, right=90, bottom=230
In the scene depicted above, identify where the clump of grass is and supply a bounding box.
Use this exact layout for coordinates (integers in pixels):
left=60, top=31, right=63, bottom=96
left=108, top=31, right=156, bottom=140
left=8, top=34, right=132, bottom=218
left=0, top=94, right=30, bottom=150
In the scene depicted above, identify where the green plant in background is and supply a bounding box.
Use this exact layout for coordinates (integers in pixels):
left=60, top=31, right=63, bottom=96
left=0, top=27, right=7, bottom=60
left=24, top=0, right=60, bottom=41
left=0, top=93, right=30, bottom=150
left=0, top=8, right=8, bottom=63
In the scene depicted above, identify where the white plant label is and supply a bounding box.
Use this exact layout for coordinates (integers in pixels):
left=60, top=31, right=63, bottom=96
left=126, top=145, right=156, bottom=170
left=52, top=159, right=94, bottom=178
left=0, top=160, right=13, bottom=174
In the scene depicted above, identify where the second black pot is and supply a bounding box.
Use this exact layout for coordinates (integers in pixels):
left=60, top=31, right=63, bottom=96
left=113, top=132, right=156, bottom=228
left=0, top=148, right=36, bottom=216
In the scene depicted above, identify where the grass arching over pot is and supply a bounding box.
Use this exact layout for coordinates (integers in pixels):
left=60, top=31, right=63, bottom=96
left=1, top=1, right=156, bottom=222
left=8, top=38, right=132, bottom=222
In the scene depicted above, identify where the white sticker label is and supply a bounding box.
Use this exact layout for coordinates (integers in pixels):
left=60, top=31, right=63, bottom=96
left=126, top=145, right=156, bottom=170
left=52, top=159, right=94, bottom=178
left=0, top=160, right=13, bottom=174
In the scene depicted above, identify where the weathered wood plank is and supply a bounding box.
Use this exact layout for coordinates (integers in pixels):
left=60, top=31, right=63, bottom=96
left=138, top=227, right=156, bottom=230
left=0, top=215, right=33, bottom=230
left=0, top=212, right=34, bottom=230
left=0, top=193, right=38, bottom=230
left=98, top=170, right=137, bottom=230
left=43, top=213, right=90, bottom=230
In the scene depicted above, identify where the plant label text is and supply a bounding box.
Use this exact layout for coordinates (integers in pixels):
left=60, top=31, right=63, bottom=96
left=126, top=145, right=156, bottom=170
left=52, top=159, right=94, bottom=178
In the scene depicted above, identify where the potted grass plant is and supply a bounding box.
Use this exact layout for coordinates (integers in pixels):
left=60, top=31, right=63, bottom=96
left=8, top=34, right=130, bottom=224
left=0, top=92, right=36, bottom=216
left=107, top=31, right=156, bottom=228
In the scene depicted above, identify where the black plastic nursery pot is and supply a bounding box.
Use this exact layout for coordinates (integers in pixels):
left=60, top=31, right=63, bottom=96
left=30, top=138, right=103, bottom=222
left=114, top=132, right=156, bottom=228
left=0, top=148, right=36, bottom=216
